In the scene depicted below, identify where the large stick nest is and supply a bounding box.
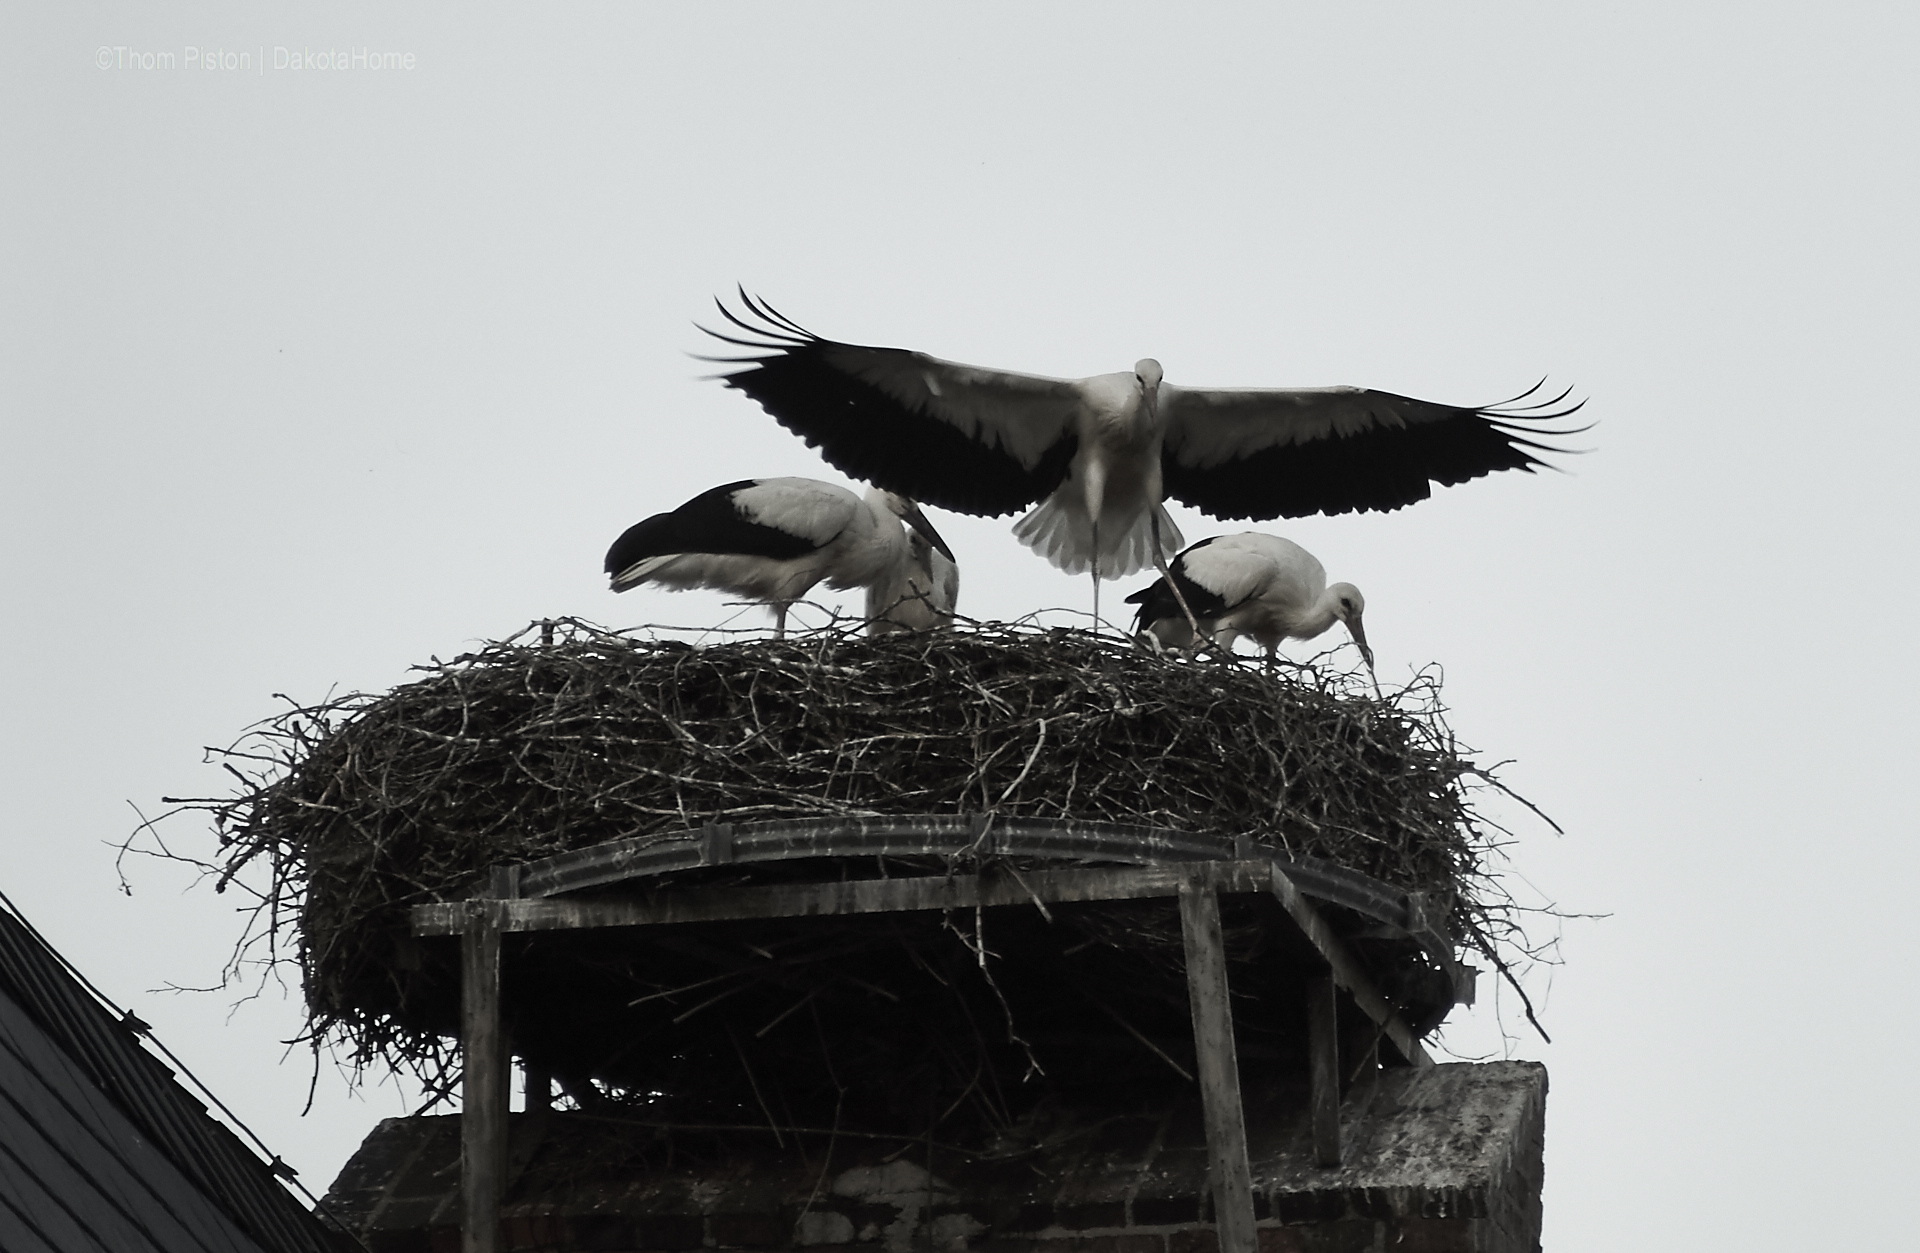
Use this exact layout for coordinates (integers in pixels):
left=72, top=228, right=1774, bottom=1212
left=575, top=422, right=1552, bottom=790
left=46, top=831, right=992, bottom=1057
left=165, top=619, right=1536, bottom=1150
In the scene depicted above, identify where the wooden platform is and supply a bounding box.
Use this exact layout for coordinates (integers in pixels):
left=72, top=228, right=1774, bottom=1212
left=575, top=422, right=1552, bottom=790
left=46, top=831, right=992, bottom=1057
left=411, top=817, right=1476, bottom=1253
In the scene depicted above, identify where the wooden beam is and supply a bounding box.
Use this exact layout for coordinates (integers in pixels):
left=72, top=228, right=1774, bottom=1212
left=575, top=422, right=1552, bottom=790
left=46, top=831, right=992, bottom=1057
left=1178, top=878, right=1258, bottom=1253
left=444, top=816, right=1462, bottom=981
left=1305, top=974, right=1340, bottom=1167
left=419, top=864, right=1430, bottom=1067
left=460, top=902, right=506, bottom=1253
left=1266, top=866, right=1434, bottom=1069
left=415, top=861, right=1276, bottom=936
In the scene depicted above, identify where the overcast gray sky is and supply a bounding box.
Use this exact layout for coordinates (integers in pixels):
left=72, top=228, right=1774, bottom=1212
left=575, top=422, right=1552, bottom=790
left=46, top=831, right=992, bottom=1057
left=5, top=5, right=1917, bottom=1248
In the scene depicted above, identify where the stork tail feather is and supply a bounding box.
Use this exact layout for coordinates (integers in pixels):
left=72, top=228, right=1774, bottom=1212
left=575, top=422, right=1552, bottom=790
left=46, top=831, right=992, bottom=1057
left=1012, top=498, right=1183, bottom=580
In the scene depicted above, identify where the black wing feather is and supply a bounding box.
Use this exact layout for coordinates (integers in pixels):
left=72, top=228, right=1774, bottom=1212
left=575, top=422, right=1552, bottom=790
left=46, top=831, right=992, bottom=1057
left=604, top=480, right=818, bottom=576
left=1164, top=392, right=1586, bottom=521
left=1123, top=539, right=1229, bottom=631
left=698, top=298, right=1078, bottom=518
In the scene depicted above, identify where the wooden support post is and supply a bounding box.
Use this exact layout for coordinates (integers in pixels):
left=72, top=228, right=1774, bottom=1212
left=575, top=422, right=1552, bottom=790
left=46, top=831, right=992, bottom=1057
left=1266, top=866, right=1433, bottom=1070
left=1306, top=974, right=1340, bottom=1168
left=1178, top=878, right=1258, bottom=1253
left=461, top=901, right=506, bottom=1253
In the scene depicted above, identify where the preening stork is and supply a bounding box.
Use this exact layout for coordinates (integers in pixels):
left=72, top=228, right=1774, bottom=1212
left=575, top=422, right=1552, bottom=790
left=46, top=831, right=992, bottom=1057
left=701, top=294, right=1583, bottom=623
left=865, top=523, right=960, bottom=635
left=1127, top=532, right=1373, bottom=673
left=604, top=477, right=955, bottom=638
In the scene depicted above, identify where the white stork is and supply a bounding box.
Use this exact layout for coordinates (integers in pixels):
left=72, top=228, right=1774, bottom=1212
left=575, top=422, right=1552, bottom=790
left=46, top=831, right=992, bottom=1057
left=1126, top=532, right=1373, bottom=673
left=604, top=477, right=955, bottom=638
left=864, top=523, right=960, bottom=635
left=701, top=294, right=1582, bottom=623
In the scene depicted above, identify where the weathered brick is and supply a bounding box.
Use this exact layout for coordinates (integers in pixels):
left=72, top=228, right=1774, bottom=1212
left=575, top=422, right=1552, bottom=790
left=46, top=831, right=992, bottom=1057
left=1385, top=1218, right=1473, bottom=1253
left=794, top=1208, right=858, bottom=1246
left=325, top=1064, right=1545, bottom=1253
left=1031, top=1239, right=1082, bottom=1253
left=1131, top=1197, right=1200, bottom=1227
left=712, top=1212, right=789, bottom=1247
left=502, top=1212, right=569, bottom=1250
left=1079, top=1234, right=1164, bottom=1253
left=567, top=1214, right=636, bottom=1251
left=1014, top=1203, right=1057, bottom=1232
left=1257, top=1222, right=1376, bottom=1253
left=952, top=1191, right=1034, bottom=1230
left=1270, top=1191, right=1350, bottom=1226
left=1057, top=1202, right=1128, bottom=1231
left=847, top=1202, right=902, bottom=1233
left=1167, top=1227, right=1219, bottom=1253
left=366, top=1230, right=431, bottom=1253
left=629, top=1215, right=704, bottom=1249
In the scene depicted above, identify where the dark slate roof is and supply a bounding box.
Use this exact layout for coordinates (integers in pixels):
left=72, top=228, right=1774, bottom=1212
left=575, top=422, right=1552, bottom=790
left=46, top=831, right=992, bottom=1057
left=0, top=894, right=350, bottom=1253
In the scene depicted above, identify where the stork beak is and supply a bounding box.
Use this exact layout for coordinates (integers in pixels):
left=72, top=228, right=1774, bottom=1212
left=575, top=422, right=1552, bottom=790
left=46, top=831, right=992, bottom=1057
left=901, top=504, right=956, bottom=564
left=1346, top=617, right=1375, bottom=674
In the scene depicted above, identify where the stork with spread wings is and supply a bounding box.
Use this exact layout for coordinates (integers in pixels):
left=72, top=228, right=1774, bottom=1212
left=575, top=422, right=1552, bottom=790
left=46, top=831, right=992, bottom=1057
left=701, top=293, right=1583, bottom=621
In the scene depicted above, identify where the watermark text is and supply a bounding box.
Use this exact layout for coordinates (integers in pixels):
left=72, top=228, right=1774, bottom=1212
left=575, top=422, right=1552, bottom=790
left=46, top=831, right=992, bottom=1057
left=96, top=45, right=417, bottom=74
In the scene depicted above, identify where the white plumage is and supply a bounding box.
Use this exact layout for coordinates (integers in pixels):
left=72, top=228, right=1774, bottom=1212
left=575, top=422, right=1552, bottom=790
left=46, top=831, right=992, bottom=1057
left=864, top=525, right=960, bottom=635
left=1127, top=533, right=1373, bottom=672
left=604, top=477, right=955, bottom=637
left=702, top=295, right=1582, bottom=610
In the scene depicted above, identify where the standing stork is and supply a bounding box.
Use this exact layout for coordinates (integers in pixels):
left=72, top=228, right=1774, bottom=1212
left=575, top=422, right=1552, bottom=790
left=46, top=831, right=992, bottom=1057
left=604, top=477, right=955, bottom=638
left=701, top=293, right=1582, bottom=625
left=1126, top=533, right=1373, bottom=674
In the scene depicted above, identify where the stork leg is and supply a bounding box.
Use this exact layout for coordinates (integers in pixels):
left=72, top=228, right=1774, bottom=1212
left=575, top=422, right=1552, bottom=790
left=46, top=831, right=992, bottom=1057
left=1149, top=512, right=1205, bottom=643
left=1090, top=520, right=1102, bottom=631
left=773, top=603, right=789, bottom=640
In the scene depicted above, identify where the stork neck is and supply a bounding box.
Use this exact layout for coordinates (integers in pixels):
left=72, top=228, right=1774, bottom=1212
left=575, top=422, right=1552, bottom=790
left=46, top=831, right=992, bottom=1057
left=1127, top=379, right=1159, bottom=441
left=849, top=491, right=910, bottom=576
left=1295, top=592, right=1343, bottom=639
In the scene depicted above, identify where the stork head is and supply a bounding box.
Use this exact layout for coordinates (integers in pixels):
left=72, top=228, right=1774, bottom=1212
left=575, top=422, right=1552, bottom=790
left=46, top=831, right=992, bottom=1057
left=1134, top=359, right=1164, bottom=424
left=1327, top=582, right=1373, bottom=672
left=873, top=490, right=957, bottom=563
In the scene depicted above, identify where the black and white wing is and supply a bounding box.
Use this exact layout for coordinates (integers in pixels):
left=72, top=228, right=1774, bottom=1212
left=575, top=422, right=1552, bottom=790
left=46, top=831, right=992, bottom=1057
left=702, top=294, right=1086, bottom=518
left=604, top=477, right=852, bottom=589
left=1123, top=537, right=1234, bottom=631
left=1158, top=382, right=1585, bottom=521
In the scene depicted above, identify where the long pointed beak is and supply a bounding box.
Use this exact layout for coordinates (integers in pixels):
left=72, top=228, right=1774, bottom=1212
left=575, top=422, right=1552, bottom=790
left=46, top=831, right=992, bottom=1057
left=1346, top=617, right=1375, bottom=673
left=901, top=504, right=956, bottom=564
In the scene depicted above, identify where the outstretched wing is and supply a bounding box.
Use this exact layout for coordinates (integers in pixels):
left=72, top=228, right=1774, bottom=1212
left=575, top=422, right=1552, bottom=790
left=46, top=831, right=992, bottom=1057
left=701, top=293, right=1085, bottom=517
left=1159, top=381, right=1586, bottom=520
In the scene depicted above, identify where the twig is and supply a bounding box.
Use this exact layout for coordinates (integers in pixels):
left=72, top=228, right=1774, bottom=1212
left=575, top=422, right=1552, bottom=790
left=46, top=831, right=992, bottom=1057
left=728, top=1025, right=785, bottom=1149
